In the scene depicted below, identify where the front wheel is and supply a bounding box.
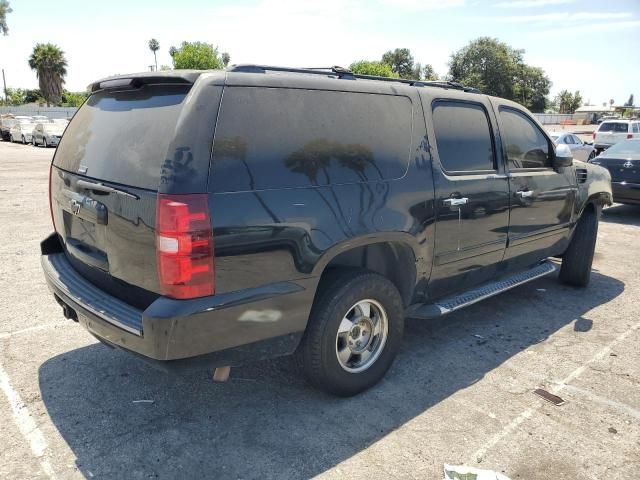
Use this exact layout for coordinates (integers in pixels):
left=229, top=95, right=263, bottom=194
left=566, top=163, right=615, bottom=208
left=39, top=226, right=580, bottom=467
left=559, top=206, right=599, bottom=287
left=298, top=269, right=404, bottom=397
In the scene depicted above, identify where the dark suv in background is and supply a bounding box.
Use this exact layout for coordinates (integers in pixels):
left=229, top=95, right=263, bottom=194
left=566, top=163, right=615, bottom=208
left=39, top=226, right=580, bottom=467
left=41, top=66, right=612, bottom=396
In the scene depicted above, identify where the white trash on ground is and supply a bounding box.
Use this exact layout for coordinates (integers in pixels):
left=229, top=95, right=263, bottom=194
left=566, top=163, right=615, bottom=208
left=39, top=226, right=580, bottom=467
left=444, top=464, right=511, bottom=480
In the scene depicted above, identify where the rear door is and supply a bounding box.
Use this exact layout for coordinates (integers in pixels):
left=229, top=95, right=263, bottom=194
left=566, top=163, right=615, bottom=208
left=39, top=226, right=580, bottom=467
left=423, top=93, right=510, bottom=299
left=494, top=104, right=577, bottom=267
left=50, top=83, right=202, bottom=307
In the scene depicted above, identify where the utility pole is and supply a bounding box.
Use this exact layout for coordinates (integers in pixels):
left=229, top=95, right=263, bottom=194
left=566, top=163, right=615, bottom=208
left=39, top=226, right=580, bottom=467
left=2, top=69, right=7, bottom=101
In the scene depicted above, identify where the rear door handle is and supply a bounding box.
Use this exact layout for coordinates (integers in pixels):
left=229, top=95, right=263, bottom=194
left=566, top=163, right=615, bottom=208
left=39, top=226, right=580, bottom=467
left=443, top=197, right=469, bottom=206
left=516, top=190, right=534, bottom=198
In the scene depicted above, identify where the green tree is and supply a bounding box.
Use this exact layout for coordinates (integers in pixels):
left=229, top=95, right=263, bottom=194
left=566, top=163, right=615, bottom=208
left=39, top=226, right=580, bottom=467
left=0, top=0, right=11, bottom=35
left=625, top=94, right=634, bottom=107
left=381, top=48, right=415, bottom=79
left=28, top=43, right=67, bottom=106
left=515, top=65, right=551, bottom=112
left=2, top=88, right=25, bottom=105
left=148, top=38, right=160, bottom=71
left=449, top=37, right=524, bottom=99
left=422, top=64, right=438, bottom=81
left=170, top=41, right=223, bottom=70
left=24, top=89, right=42, bottom=103
left=349, top=60, right=398, bottom=78
left=62, top=90, right=88, bottom=107
left=221, top=52, right=231, bottom=67
left=553, top=90, right=582, bottom=114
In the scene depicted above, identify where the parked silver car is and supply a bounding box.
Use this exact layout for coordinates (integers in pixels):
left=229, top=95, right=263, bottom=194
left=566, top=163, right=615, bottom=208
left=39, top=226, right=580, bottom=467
left=549, top=131, right=596, bottom=162
left=9, top=120, right=35, bottom=144
left=1, top=115, right=33, bottom=141
left=32, top=122, right=66, bottom=147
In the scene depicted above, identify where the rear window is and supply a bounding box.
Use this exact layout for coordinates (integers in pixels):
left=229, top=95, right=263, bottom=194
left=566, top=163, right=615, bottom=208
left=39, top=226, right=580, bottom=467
left=598, top=122, right=629, bottom=133
left=210, top=87, right=412, bottom=192
left=54, top=84, right=189, bottom=190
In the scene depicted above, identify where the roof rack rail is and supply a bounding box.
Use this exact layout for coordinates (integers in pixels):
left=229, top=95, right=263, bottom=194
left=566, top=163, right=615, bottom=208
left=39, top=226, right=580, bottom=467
left=227, top=64, right=480, bottom=93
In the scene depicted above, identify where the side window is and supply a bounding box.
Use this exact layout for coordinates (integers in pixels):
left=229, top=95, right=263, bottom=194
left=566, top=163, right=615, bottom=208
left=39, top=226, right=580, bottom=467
left=431, top=100, right=495, bottom=172
left=499, top=108, right=552, bottom=169
left=564, top=135, right=574, bottom=144
left=572, top=135, right=583, bottom=145
left=633, top=123, right=639, bottom=133
left=211, top=88, right=413, bottom=192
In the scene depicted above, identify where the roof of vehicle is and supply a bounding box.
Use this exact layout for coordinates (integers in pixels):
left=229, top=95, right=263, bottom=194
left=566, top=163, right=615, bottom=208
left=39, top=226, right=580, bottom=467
left=599, top=119, right=637, bottom=124
left=87, top=65, right=483, bottom=98
left=548, top=131, right=569, bottom=137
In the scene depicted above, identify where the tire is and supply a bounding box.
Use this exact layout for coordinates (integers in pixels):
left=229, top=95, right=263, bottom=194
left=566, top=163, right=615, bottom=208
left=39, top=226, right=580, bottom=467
left=32, top=136, right=36, bottom=146
left=559, top=206, right=599, bottom=287
left=298, top=269, right=404, bottom=397
left=22, top=136, right=26, bottom=145
left=43, top=138, right=48, bottom=148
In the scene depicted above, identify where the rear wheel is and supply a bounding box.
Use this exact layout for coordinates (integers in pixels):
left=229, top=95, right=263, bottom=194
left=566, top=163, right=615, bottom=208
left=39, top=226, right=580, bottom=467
left=298, top=269, right=404, bottom=397
left=559, top=206, right=599, bottom=287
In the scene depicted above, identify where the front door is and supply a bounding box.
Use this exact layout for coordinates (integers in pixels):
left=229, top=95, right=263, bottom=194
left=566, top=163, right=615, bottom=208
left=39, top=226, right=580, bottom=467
left=424, top=95, right=510, bottom=300
left=494, top=105, right=577, bottom=268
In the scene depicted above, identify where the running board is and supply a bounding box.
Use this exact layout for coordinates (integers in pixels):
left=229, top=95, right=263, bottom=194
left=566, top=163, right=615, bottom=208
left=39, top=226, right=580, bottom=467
left=407, top=261, right=556, bottom=320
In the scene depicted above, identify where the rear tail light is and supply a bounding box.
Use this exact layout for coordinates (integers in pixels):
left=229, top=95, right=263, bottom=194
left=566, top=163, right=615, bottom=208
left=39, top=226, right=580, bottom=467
left=627, top=134, right=633, bottom=139
left=156, top=194, right=215, bottom=299
left=48, top=163, right=56, bottom=232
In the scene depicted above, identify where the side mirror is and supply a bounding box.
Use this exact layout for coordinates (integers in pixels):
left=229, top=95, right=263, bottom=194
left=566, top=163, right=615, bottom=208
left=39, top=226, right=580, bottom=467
left=553, top=144, right=573, bottom=168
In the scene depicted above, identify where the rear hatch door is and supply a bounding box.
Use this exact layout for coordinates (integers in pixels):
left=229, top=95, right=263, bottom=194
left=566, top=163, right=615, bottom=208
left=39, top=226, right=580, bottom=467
left=597, top=122, right=628, bottom=145
left=51, top=82, right=198, bottom=308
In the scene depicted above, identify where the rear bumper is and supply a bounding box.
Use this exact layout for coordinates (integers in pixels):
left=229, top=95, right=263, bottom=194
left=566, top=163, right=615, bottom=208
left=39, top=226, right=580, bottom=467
left=612, top=181, right=640, bottom=205
left=40, top=234, right=314, bottom=371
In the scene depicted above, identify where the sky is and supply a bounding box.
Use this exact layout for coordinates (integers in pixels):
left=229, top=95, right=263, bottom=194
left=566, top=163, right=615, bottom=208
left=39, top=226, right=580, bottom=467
left=1, top=0, right=639, bottom=106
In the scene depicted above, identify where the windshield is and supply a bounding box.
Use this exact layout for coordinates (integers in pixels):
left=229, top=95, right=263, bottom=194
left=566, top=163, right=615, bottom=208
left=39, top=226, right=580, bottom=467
left=599, top=122, right=629, bottom=133
left=602, top=140, right=640, bottom=156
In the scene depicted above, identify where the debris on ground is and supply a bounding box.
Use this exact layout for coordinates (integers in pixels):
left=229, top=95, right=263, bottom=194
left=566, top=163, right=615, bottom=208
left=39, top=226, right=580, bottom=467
left=608, top=427, right=618, bottom=434
left=444, top=464, right=511, bottom=480
left=533, top=388, right=565, bottom=406
left=132, top=400, right=155, bottom=404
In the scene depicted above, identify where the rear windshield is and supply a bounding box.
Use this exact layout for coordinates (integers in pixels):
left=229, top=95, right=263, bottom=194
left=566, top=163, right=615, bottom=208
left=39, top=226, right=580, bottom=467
left=602, top=140, right=640, bottom=156
left=599, top=122, right=629, bottom=133
left=54, top=84, right=189, bottom=190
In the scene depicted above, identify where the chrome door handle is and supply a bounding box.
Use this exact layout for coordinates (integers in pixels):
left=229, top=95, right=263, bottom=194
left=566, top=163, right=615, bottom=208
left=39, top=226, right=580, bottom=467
left=516, top=190, right=534, bottom=198
left=443, top=197, right=469, bottom=206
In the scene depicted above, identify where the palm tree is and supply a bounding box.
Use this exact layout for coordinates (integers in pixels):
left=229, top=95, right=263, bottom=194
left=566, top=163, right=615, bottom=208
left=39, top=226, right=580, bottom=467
left=28, top=43, right=67, bottom=106
left=148, top=38, right=160, bottom=71
left=0, top=0, right=12, bottom=35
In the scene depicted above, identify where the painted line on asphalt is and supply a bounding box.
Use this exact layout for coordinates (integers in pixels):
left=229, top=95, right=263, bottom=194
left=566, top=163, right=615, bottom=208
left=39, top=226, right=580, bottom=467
left=559, top=384, right=640, bottom=420
left=471, top=319, right=640, bottom=463
left=0, top=362, right=57, bottom=479
left=0, top=322, right=66, bottom=340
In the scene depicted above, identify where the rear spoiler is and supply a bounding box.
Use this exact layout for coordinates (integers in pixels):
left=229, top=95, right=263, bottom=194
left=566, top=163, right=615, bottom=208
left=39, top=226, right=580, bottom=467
left=88, top=71, right=205, bottom=93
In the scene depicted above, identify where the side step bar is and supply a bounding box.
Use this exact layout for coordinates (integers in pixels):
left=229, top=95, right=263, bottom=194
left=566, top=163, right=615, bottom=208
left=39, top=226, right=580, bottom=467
left=407, top=261, right=556, bottom=320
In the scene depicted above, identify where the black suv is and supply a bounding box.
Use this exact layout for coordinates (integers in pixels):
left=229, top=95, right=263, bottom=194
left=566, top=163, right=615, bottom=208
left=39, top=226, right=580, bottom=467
left=41, top=66, right=612, bottom=396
